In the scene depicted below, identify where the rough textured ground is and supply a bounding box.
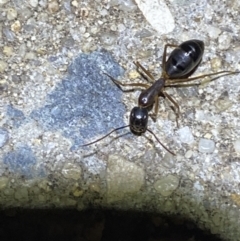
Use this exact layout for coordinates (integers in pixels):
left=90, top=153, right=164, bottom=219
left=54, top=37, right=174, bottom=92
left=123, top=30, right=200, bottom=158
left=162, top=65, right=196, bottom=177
left=0, top=0, right=240, bottom=240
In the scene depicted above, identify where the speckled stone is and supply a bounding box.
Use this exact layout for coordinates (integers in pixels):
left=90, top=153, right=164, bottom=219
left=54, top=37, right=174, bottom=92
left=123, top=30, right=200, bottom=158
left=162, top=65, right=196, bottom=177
left=154, top=174, right=179, bottom=197
left=106, top=155, right=144, bottom=202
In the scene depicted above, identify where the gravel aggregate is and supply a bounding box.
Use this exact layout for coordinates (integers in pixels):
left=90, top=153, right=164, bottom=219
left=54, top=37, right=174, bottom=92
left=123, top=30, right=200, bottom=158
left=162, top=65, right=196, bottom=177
left=0, top=0, right=240, bottom=240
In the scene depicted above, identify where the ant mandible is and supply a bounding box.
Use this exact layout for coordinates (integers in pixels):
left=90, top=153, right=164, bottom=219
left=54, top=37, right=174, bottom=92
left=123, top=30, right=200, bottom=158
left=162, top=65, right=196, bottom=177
left=82, top=39, right=239, bottom=155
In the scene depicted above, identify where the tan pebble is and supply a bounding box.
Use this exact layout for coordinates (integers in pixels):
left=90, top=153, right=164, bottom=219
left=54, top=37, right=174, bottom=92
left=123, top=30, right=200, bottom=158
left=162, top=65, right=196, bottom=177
left=204, top=133, right=212, bottom=139
left=72, top=188, right=84, bottom=197
left=11, top=20, right=21, bottom=32
left=128, top=70, right=140, bottom=79
left=0, top=60, right=8, bottom=73
left=3, top=46, right=13, bottom=57
left=48, top=0, right=59, bottom=13
left=231, top=193, right=240, bottom=206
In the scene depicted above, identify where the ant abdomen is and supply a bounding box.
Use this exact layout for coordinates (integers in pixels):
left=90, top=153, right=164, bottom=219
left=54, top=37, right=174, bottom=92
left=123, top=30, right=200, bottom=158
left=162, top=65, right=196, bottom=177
left=165, top=39, right=204, bottom=78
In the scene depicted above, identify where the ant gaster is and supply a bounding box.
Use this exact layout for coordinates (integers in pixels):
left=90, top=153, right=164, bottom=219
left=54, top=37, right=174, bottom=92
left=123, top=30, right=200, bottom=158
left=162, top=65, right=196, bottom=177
left=82, top=39, right=239, bottom=155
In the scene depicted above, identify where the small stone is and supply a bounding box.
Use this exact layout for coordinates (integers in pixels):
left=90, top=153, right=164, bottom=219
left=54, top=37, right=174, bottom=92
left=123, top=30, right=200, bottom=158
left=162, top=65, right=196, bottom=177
left=11, top=74, right=22, bottom=84
left=204, top=133, right=212, bottom=139
left=14, top=187, right=29, bottom=201
left=0, top=60, right=8, bottom=73
left=72, top=187, right=84, bottom=197
left=128, top=70, right=140, bottom=80
left=162, top=153, right=176, bottom=168
left=198, top=138, right=215, bottom=153
left=107, top=155, right=144, bottom=202
left=11, top=20, right=21, bottom=32
left=3, top=46, right=13, bottom=57
left=61, top=163, right=82, bottom=180
left=38, top=180, right=51, bottom=192
left=210, top=57, right=222, bottom=72
left=154, top=174, right=179, bottom=196
left=185, top=150, right=193, bottom=158
left=215, top=93, right=232, bottom=112
left=135, top=0, right=175, bottom=34
left=233, top=139, right=240, bottom=153
left=177, top=126, right=194, bottom=144
left=24, top=51, right=37, bottom=61
left=71, top=0, right=78, bottom=7
left=2, top=28, right=15, bottom=41
left=118, top=0, right=137, bottom=12
left=0, top=177, right=9, bottom=189
left=29, top=0, right=38, bottom=8
left=99, top=31, right=118, bottom=46
left=0, top=0, right=9, bottom=6
left=48, top=0, right=60, bottom=13
left=218, top=33, right=231, bottom=50
left=207, top=26, right=221, bottom=39
left=7, top=8, right=18, bottom=20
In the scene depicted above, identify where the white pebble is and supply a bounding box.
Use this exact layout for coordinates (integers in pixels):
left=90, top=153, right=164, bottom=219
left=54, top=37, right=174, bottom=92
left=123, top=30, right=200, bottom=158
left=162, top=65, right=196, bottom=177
left=154, top=175, right=179, bottom=196
left=207, top=26, right=221, bottom=39
left=7, top=8, right=18, bottom=20
left=233, top=139, right=240, bottom=153
left=0, top=0, right=9, bottom=6
left=177, top=126, right=194, bottom=144
left=29, top=0, right=38, bottom=8
left=218, top=32, right=231, bottom=50
left=135, top=0, right=175, bottom=34
left=198, top=138, right=215, bottom=153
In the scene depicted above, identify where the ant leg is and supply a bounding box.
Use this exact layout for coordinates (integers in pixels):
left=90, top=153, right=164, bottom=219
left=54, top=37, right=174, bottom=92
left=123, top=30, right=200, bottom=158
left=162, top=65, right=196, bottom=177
left=133, top=61, right=155, bottom=82
left=104, top=73, right=150, bottom=91
left=165, top=83, right=201, bottom=88
left=150, top=95, right=159, bottom=122
left=162, top=43, right=179, bottom=71
left=167, top=71, right=240, bottom=84
left=162, top=90, right=180, bottom=127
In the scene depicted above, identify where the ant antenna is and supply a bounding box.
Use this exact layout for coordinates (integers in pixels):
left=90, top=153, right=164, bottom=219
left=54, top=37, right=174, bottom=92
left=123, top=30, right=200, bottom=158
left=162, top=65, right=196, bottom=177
left=146, top=128, right=176, bottom=156
left=81, top=125, right=175, bottom=156
left=81, top=125, right=129, bottom=147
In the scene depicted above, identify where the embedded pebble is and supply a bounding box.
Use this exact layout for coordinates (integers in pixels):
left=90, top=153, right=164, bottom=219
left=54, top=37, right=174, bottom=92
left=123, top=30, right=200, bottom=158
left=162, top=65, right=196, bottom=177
left=118, top=0, right=138, bottom=11
left=0, top=177, right=9, bottom=190
left=0, top=60, right=8, bottom=73
left=185, top=150, right=193, bottom=159
left=99, top=31, right=118, bottom=46
left=207, top=26, right=221, bottom=39
left=14, top=187, right=29, bottom=201
left=0, top=0, right=9, bottom=6
left=7, top=8, right=18, bottom=20
left=214, top=96, right=232, bottom=112
left=29, top=0, right=38, bottom=8
left=61, top=163, right=82, bottom=180
left=154, top=174, right=179, bottom=196
left=233, top=139, right=240, bottom=153
left=218, top=33, right=231, bottom=50
left=3, top=46, right=13, bottom=57
left=2, top=27, right=15, bottom=41
left=177, top=126, right=194, bottom=144
left=0, top=128, right=9, bottom=147
left=11, top=20, right=21, bottom=32
left=48, top=0, right=59, bottom=13
left=210, top=57, right=222, bottom=72
left=107, top=155, right=144, bottom=202
left=24, top=51, right=37, bottom=61
left=135, top=0, right=175, bottom=34
left=198, top=138, right=215, bottom=153
left=162, top=153, right=176, bottom=168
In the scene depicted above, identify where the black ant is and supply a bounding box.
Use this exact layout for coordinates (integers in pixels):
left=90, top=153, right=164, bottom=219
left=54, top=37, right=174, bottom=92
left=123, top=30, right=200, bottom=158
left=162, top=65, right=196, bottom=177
left=81, top=39, right=239, bottom=155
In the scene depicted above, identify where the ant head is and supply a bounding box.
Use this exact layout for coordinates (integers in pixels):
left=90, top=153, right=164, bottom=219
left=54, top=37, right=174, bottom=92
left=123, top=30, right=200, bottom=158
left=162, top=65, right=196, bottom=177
left=129, top=106, right=148, bottom=134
